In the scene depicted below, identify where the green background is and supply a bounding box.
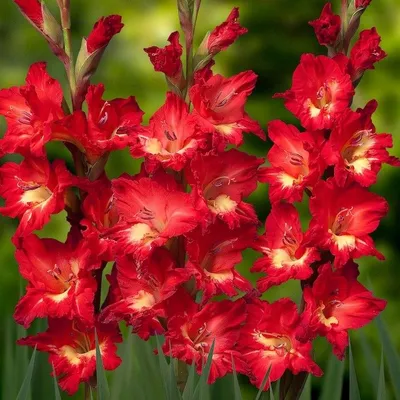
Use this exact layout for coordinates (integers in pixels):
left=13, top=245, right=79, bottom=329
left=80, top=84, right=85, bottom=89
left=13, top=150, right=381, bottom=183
left=0, top=0, right=399, bottom=398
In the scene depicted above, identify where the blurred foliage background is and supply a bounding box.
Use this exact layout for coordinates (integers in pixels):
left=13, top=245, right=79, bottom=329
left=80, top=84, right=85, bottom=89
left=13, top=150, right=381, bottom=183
left=0, top=0, right=399, bottom=398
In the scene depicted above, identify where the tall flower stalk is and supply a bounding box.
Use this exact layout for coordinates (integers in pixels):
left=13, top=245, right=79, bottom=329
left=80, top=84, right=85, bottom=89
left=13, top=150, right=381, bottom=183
left=0, top=0, right=398, bottom=398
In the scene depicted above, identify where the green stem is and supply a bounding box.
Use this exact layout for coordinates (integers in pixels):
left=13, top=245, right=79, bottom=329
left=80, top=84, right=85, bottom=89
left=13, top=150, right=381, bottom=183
left=59, top=0, right=77, bottom=107
left=84, top=382, right=91, bottom=400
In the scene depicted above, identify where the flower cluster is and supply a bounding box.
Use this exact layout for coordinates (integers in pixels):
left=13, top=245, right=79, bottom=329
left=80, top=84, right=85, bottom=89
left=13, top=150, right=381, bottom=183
left=0, top=0, right=397, bottom=395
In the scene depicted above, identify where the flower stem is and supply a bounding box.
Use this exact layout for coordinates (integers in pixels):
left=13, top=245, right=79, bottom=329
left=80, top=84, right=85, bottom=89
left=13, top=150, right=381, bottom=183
left=59, top=0, right=77, bottom=107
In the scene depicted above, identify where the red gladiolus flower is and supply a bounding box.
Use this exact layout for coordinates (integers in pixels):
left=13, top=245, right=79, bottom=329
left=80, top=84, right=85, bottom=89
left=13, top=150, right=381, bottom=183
left=0, top=62, right=65, bottom=156
left=164, top=299, right=247, bottom=383
left=238, top=298, right=322, bottom=391
left=186, top=221, right=256, bottom=302
left=185, top=149, right=263, bottom=228
left=349, top=28, right=386, bottom=81
left=259, top=120, right=324, bottom=203
left=101, top=248, right=190, bottom=338
left=190, top=69, right=265, bottom=146
left=324, top=102, right=400, bottom=187
left=252, top=203, right=320, bottom=292
left=108, top=176, right=200, bottom=259
left=85, top=84, right=144, bottom=162
left=301, top=261, right=386, bottom=359
left=86, top=15, right=124, bottom=54
left=131, top=92, right=206, bottom=172
left=309, top=3, right=341, bottom=46
left=144, top=31, right=183, bottom=84
left=81, top=177, right=118, bottom=261
left=18, top=319, right=122, bottom=395
left=274, top=54, right=354, bottom=131
left=0, top=157, right=75, bottom=238
left=14, top=234, right=98, bottom=328
left=207, top=8, right=248, bottom=55
left=306, top=179, right=388, bottom=267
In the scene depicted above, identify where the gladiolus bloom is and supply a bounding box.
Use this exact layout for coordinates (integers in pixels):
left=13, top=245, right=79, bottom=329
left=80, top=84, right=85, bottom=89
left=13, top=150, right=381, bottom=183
left=164, top=299, right=247, bottom=383
left=0, top=157, right=75, bottom=238
left=306, top=179, right=388, bottom=267
left=274, top=54, right=354, bottom=131
left=14, top=234, right=98, bottom=328
left=259, top=120, right=324, bottom=203
left=190, top=70, right=265, bottom=146
left=18, top=319, right=122, bottom=395
left=301, top=261, right=386, bottom=359
left=239, top=298, right=322, bottom=391
left=252, top=203, right=320, bottom=291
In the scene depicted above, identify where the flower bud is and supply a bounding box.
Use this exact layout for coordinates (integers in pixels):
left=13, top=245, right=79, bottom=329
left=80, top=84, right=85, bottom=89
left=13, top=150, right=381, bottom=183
left=74, top=15, right=124, bottom=109
left=309, top=3, right=341, bottom=47
left=144, top=31, right=184, bottom=90
left=207, top=7, right=247, bottom=55
left=14, top=0, right=63, bottom=49
left=355, top=0, right=372, bottom=9
left=349, top=27, right=386, bottom=81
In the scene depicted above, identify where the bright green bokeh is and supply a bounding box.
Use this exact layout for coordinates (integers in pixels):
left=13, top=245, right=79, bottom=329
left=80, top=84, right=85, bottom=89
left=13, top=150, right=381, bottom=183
left=1, top=0, right=399, bottom=398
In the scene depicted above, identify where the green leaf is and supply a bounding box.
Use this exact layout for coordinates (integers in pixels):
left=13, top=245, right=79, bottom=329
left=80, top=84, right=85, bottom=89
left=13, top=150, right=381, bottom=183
left=51, top=364, right=61, bottom=400
left=95, top=330, right=110, bottom=400
left=131, top=335, right=164, bottom=399
left=319, top=351, right=345, bottom=400
left=255, top=364, right=272, bottom=400
left=231, top=356, right=242, bottom=400
left=349, top=340, right=361, bottom=400
left=2, top=320, right=16, bottom=400
left=377, top=350, right=386, bottom=400
left=358, top=329, right=379, bottom=394
left=299, top=375, right=311, bottom=400
left=156, top=336, right=182, bottom=400
left=274, top=380, right=280, bottom=400
left=193, top=340, right=215, bottom=400
left=182, top=361, right=196, bottom=400
left=16, top=347, right=37, bottom=400
left=376, top=315, right=400, bottom=400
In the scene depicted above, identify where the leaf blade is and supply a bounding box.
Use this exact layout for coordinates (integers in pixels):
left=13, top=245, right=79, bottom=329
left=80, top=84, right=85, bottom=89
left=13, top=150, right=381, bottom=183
left=349, top=340, right=361, bottom=400
left=16, top=347, right=37, bottom=400
left=95, top=330, right=110, bottom=400
left=319, top=351, right=345, bottom=400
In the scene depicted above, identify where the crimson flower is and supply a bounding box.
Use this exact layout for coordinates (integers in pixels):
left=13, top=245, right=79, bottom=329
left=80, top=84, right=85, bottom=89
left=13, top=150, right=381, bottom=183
left=252, top=203, right=320, bottom=292
left=18, top=319, right=122, bottom=395
left=259, top=120, right=324, bottom=203
left=324, top=102, right=400, bottom=187
left=207, top=8, right=248, bottom=55
left=190, top=69, right=265, bottom=146
left=131, top=92, right=206, bottom=172
left=186, top=220, right=256, bottom=302
left=0, top=157, right=75, bottom=238
left=309, top=3, right=341, bottom=46
left=108, top=176, right=200, bottom=259
left=53, top=84, right=143, bottom=166
left=0, top=62, right=65, bottom=156
left=301, top=261, right=386, bottom=359
left=101, top=248, right=190, bottom=339
left=86, top=15, right=124, bottom=54
left=164, top=299, right=247, bottom=383
left=81, top=177, right=118, bottom=261
left=306, top=179, right=388, bottom=267
left=274, top=54, right=354, bottom=131
left=185, top=149, right=263, bottom=228
left=14, top=234, right=98, bottom=328
left=144, top=32, right=183, bottom=85
left=238, top=298, right=322, bottom=391
left=349, top=28, right=386, bottom=81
